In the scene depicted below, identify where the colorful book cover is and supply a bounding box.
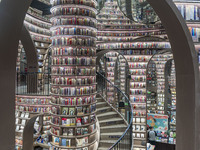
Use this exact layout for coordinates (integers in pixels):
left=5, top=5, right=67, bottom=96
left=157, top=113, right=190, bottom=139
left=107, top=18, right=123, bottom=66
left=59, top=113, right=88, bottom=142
left=61, top=138, right=67, bottom=146
left=76, top=118, right=82, bottom=126
left=62, top=107, right=68, bottom=115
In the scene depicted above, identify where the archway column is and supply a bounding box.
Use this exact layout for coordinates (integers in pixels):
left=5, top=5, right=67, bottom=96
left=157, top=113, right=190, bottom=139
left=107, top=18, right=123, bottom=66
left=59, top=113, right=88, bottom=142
left=0, top=0, right=32, bottom=149
left=20, top=25, right=38, bottom=93
left=146, top=0, right=200, bottom=150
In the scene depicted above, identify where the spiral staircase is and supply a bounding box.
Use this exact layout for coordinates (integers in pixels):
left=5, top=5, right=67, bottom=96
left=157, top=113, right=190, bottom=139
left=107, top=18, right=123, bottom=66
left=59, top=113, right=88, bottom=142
left=96, top=95, right=128, bottom=150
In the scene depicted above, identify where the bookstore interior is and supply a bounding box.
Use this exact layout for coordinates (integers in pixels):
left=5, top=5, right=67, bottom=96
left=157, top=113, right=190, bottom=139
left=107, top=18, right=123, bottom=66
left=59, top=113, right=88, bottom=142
left=1, top=0, right=199, bottom=150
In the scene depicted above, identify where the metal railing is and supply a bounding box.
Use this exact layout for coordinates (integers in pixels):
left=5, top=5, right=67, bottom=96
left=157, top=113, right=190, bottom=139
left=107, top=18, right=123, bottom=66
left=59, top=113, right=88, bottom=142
left=16, top=72, right=50, bottom=95
left=96, top=71, right=133, bottom=150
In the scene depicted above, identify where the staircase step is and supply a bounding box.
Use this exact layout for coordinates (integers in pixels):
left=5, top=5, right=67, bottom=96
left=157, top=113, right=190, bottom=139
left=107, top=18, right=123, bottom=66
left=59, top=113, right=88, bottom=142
left=98, top=147, right=110, bottom=150
left=96, top=102, right=108, bottom=108
left=99, top=118, right=124, bottom=127
left=98, top=147, right=128, bottom=150
left=99, top=140, right=116, bottom=148
left=97, top=111, right=118, bottom=120
left=96, top=99, right=105, bottom=103
left=100, top=124, right=127, bottom=132
left=99, top=140, right=129, bottom=147
left=100, top=132, right=124, bottom=140
left=96, top=107, right=112, bottom=114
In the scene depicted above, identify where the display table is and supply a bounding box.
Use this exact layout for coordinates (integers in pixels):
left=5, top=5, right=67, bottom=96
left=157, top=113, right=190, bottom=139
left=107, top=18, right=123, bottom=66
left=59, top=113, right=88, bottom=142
left=155, top=142, right=176, bottom=150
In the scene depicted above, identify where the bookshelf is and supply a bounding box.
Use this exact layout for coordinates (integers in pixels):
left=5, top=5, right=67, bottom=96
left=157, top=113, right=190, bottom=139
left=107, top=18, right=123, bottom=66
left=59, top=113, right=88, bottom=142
left=151, top=53, right=173, bottom=114
left=120, top=49, right=157, bottom=150
left=24, top=7, right=51, bottom=93
left=167, top=60, right=176, bottom=144
left=174, top=1, right=200, bottom=54
left=146, top=60, right=157, bottom=114
left=15, top=95, right=51, bottom=150
left=49, top=0, right=98, bottom=149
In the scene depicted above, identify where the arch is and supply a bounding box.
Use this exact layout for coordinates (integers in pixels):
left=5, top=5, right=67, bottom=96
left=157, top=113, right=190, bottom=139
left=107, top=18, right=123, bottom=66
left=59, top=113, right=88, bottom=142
left=146, top=49, right=173, bottom=115
left=0, top=0, right=33, bottom=149
left=146, top=0, right=200, bottom=150
left=23, top=114, right=43, bottom=150
left=20, top=24, right=38, bottom=73
left=97, top=50, right=129, bottom=70
left=96, top=50, right=130, bottom=103
left=164, top=58, right=174, bottom=116
left=20, top=24, right=38, bottom=93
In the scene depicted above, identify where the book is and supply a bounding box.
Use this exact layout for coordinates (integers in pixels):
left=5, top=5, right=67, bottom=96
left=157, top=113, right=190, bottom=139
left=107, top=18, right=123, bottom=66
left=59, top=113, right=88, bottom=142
left=82, top=128, right=88, bottom=135
left=76, top=128, right=81, bottom=135
left=62, top=118, right=67, bottom=126
left=70, top=118, right=76, bottom=126
left=21, top=119, right=26, bottom=125
left=16, top=125, right=20, bottom=131
left=53, top=136, right=59, bottom=145
left=62, top=128, right=68, bottom=136
left=69, top=107, right=75, bottom=115
left=76, top=138, right=84, bottom=147
left=20, top=112, right=25, bottom=118
left=15, top=118, right=19, bottom=124
left=61, top=138, right=67, bottom=146
left=77, top=107, right=83, bottom=115
left=76, top=118, right=82, bottom=126
left=62, top=107, right=69, bottom=115
left=68, top=128, right=73, bottom=136
left=25, top=113, right=29, bottom=118
left=66, top=139, right=71, bottom=147
left=82, top=116, right=89, bottom=125
left=90, top=115, right=96, bottom=122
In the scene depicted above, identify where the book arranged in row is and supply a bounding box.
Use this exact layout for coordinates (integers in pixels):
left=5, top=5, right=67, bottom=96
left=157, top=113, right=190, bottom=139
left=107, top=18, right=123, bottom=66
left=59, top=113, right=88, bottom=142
left=51, top=67, right=96, bottom=76
left=51, top=17, right=97, bottom=28
left=52, top=27, right=96, bottom=37
left=51, top=96, right=96, bottom=106
left=51, top=7, right=96, bottom=18
left=51, top=76, right=96, bottom=85
left=52, top=57, right=96, bottom=66
left=52, top=47, right=96, bottom=56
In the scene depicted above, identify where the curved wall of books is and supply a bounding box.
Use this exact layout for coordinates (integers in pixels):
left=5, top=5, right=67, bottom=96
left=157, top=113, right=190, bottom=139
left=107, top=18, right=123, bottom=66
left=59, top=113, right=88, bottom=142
left=49, top=0, right=98, bottom=149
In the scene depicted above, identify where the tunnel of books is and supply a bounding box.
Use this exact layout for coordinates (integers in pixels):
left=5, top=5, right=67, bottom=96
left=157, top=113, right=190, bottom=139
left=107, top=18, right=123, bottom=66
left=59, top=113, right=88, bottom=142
left=4, top=0, right=199, bottom=150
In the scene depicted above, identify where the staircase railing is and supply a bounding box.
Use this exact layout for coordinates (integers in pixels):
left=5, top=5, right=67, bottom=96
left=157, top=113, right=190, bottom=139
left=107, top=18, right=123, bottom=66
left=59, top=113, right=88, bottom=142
left=16, top=72, right=50, bottom=95
left=96, top=71, right=133, bottom=150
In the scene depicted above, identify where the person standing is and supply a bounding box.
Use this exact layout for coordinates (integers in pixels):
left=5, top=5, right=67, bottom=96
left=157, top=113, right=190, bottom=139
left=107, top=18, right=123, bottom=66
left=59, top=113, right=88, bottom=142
left=148, top=126, right=157, bottom=146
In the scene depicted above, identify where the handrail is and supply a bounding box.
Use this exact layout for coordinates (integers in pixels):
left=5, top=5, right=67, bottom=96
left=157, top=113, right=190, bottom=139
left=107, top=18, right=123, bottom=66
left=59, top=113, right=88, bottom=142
left=16, top=72, right=50, bottom=95
left=96, top=71, right=133, bottom=150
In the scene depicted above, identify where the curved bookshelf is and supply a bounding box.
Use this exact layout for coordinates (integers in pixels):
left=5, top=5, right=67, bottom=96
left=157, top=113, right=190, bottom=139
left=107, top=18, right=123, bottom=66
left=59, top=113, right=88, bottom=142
left=50, top=0, right=97, bottom=149
left=15, top=95, right=51, bottom=150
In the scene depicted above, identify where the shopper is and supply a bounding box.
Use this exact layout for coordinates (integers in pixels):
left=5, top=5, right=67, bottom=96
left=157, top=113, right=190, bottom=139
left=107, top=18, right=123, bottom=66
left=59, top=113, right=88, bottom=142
left=148, top=126, right=157, bottom=146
